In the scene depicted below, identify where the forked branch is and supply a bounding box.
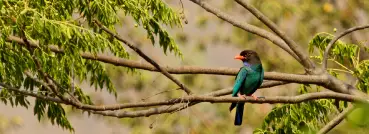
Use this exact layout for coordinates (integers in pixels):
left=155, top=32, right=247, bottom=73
left=0, top=80, right=287, bottom=112
left=235, top=0, right=314, bottom=70
left=188, top=0, right=300, bottom=62
left=96, top=20, right=193, bottom=95
left=322, top=24, right=369, bottom=69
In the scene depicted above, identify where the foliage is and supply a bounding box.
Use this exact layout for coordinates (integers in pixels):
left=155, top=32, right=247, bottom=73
left=255, top=32, right=369, bottom=133
left=309, top=33, right=369, bottom=93
left=346, top=103, right=369, bottom=127
left=0, top=114, right=23, bottom=133
left=254, top=85, right=336, bottom=134
left=0, top=0, right=182, bottom=132
left=1, top=0, right=369, bottom=133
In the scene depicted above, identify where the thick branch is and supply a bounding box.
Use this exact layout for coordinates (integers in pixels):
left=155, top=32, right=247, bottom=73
left=235, top=0, right=314, bottom=70
left=0, top=80, right=286, bottom=112
left=141, top=92, right=368, bottom=106
left=6, top=35, right=327, bottom=84
left=0, top=80, right=286, bottom=115
left=1, top=79, right=363, bottom=120
left=89, top=91, right=368, bottom=118
left=322, top=24, right=369, bottom=69
left=317, top=106, right=355, bottom=134
left=93, top=20, right=192, bottom=95
left=187, top=0, right=301, bottom=62
left=71, top=81, right=289, bottom=111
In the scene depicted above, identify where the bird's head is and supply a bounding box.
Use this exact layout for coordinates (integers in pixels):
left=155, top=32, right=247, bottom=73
left=234, top=50, right=261, bottom=65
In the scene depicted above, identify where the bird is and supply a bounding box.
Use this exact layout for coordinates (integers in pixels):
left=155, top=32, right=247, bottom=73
left=229, top=50, right=264, bottom=126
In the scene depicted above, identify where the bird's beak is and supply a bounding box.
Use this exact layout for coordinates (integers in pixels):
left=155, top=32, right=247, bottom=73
left=234, top=55, right=245, bottom=60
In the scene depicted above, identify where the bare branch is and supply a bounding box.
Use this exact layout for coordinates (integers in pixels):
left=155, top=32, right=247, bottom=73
left=0, top=82, right=64, bottom=103
left=1, top=78, right=363, bottom=121
left=0, top=80, right=286, bottom=115
left=89, top=92, right=368, bottom=118
left=317, top=106, right=355, bottom=134
left=322, top=24, right=369, bottom=69
left=6, top=35, right=328, bottom=84
left=93, top=20, right=193, bottom=95
left=260, top=80, right=290, bottom=88
left=235, top=0, right=314, bottom=70
left=187, top=0, right=301, bottom=62
left=193, top=80, right=291, bottom=97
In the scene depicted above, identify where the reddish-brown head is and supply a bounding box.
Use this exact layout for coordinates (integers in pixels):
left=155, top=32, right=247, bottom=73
left=234, top=50, right=261, bottom=64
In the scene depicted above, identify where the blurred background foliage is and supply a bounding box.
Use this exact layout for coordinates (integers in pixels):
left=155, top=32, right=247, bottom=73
left=100, top=0, right=369, bottom=133
left=102, top=0, right=369, bottom=134
left=3, top=0, right=369, bottom=134
left=0, top=114, right=23, bottom=134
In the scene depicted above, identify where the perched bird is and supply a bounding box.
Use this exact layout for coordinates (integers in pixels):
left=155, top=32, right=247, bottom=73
left=229, top=50, right=264, bottom=126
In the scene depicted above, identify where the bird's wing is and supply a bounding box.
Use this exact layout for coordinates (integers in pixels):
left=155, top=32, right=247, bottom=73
left=259, top=66, right=264, bottom=86
left=232, top=67, right=248, bottom=97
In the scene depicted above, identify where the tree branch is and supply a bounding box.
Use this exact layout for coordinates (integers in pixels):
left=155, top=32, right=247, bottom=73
left=187, top=0, right=301, bottom=63
left=322, top=24, right=369, bottom=69
left=6, top=35, right=327, bottom=84
left=89, top=91, right=368, bottom=118
left=19, top=29, right=69, bottom=102
left=0, top=79, right=287, bottom=112
left=235, top=0, right=314, bottom=70
left=317, top=106, right=355, bottom=134
left=1, top=78, right=363, bottom=121
left=93, top=20, right=193, bottom=95
left=0, top=82, right=64, bottom=103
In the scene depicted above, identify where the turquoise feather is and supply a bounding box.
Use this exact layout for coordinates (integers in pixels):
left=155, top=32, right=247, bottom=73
left=229, top=63, right=264, bottom=125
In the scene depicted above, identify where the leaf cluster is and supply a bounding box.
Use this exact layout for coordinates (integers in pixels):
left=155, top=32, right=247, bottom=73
left=255, top=32, right=369, bottom=133
left=0, top=0, right=182, bottom=132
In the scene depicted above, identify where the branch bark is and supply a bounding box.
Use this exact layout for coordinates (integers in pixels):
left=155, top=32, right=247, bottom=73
left=187, top=0, right=301, bottom=63
left=235, top=0, right=314, bottom=70
left=0, top=80, right=287, bottom=112
left=89, top=91, right=368, bottom=118
left=6, top=35, right=327, bottom=84
left=322, top=24, right=369, bottom=69
left=0, top=81, right=285, bottom=119
left=94, top=20, right=193, bottom=95
left=0, top=82, right=64, bottom=103
left=0, top=78, right=365, bottom=122
left=317, top=106, right=355, bottom=134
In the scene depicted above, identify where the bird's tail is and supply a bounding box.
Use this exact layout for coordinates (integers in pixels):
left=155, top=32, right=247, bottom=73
left=234, top=103, right=245, bottom=126
left=229, top=102, right=237, bottom=111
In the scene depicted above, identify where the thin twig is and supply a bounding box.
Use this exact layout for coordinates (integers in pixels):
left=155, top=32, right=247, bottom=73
left=322, top=24, right=369, bottom=69
left=141, top=88, right=180, bottom=102
left=179, top=0, right=188, bottom=24
left=235, top=0, right=314, bottom=70
left=0, top=82, right=64, bottom=103
left=317, top=106, right=355, bottom=134
left=328, top=59, right=354, bottom=73
left=93, top=20, right=193, bottom=95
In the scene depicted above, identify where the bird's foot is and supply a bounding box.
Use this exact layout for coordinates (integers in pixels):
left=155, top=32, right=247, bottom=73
left=250, top=95, right=258, bottom=100
left=237, top=93, right=247, bottom=99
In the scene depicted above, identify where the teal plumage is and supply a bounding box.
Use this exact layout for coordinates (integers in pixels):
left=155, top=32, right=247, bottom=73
left=229, top=50, right=264, bottom=126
